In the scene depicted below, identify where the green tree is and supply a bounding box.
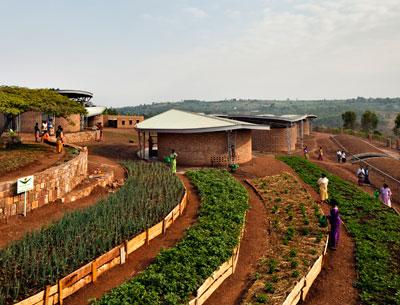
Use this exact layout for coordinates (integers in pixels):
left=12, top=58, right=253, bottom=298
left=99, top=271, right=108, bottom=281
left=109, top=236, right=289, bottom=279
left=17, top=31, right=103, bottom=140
left=103, top=107, right=118, bottom=115
left=341, top=111, right=357, bottom=129
left=393, top=113, right=400, bottom=136
left=0, top=86, right=86, bottom=136
left=361, top=110, right=378, bottom=132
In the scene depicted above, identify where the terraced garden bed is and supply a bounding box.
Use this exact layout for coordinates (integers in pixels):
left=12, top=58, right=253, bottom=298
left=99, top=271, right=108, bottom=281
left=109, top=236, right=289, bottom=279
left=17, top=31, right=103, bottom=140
left=279, top=156, right=400, bottom=305
left=242, top=173, right=328, bottom=305
left=0, top=161, right=184, bottom=305
left=93, top=169, right=248, bottom=305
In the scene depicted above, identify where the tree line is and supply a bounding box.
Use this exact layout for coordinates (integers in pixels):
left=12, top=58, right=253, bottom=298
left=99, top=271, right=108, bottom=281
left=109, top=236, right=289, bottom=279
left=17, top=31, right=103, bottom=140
left=342, top=110, right=400, bottom=136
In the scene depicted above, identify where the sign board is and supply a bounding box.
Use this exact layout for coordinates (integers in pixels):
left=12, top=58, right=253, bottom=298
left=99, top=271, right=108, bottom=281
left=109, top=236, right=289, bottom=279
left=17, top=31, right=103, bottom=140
left=17, top=175, right=34, bottom=194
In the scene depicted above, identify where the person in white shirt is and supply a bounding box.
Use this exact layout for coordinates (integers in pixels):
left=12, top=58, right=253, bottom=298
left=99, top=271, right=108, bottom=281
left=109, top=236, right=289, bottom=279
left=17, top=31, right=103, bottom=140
left=336, top=150, right=342, bottom=163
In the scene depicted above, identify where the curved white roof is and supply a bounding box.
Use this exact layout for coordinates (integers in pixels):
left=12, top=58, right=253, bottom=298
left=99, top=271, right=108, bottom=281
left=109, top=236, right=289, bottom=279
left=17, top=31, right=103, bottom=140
left=137, top=109, right=270, bottom=133
left=85, top=106, right=106, bottom=117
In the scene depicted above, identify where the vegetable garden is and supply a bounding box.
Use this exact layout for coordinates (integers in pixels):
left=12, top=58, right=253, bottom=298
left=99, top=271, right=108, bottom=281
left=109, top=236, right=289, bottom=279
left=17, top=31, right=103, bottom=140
left=243, top=173, right=328, bottom=304
left=278, top=156, right=400, bottom=305
left=94, top=169, right=248, bottom=305
left=0, top=161, right=184, bottom=305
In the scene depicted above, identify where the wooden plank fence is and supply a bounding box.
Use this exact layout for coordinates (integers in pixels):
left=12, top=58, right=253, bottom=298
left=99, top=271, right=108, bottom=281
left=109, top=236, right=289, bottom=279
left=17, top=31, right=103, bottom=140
left=14, top=190, right=188, bottom=305
left=282, top=235, right=329, bottom=305
left=189, top=214, right=246, bottom=305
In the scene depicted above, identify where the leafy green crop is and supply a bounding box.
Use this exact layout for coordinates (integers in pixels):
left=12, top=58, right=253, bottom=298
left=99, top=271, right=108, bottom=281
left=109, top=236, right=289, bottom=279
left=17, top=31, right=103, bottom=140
left=94, top=169, right=248, bottom=305
left=278, top=156, right=400, bottom=305
left=0, top=161, right=184, bottom=305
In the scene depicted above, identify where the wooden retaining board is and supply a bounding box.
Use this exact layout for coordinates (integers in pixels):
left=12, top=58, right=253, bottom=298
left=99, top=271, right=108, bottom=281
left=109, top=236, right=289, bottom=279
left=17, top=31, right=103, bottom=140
left=282, top=277, right=305, bottom=305
left=197, top=266, right=233, bottom=305
left=302, top=255, right=323, bottom=300
left=148, top=221, right=163, bottom=241
left=126, top=231, right=147, bottom=254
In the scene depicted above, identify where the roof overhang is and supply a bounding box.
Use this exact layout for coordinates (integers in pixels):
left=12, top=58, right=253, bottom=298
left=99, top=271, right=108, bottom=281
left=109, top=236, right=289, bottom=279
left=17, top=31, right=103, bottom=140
left=137, top=124, right=270, bottom=134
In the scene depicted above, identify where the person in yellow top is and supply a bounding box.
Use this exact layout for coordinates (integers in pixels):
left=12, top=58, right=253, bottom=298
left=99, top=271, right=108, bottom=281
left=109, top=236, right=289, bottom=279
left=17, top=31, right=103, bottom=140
left=317, top=173, right=329, bottom=203
left=55, top=125, right=64, bottom=153
left=318, top=146, right=324, bottom=161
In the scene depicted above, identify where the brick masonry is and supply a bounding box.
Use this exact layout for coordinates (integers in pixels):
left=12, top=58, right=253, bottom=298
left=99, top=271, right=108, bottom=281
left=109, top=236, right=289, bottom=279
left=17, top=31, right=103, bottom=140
left=252, top=126, right=298, bottom=152
left=17, top=111, right=82, bottom=133
left=157, top=130, right=252, bottom=166
left=0, top=144, right=88, bottom=218
left=62, top=130, right=98, bottom=143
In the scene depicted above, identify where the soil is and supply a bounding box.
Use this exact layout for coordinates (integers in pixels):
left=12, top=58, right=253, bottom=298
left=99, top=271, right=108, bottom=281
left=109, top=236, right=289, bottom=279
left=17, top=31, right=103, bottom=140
left=0, top=143, right=68, bottom=182
left=63, top=174, right=200, bottom=305
left=202, top=155, right=359, bottom=305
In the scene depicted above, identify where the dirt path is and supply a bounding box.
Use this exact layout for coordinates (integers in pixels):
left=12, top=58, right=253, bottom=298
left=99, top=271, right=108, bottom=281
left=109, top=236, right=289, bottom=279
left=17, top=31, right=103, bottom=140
left=204, top=181, right=269, bottom=305
left=202, top=155, right=358, bottom=305
left=64, top=174, right=200, bottom=305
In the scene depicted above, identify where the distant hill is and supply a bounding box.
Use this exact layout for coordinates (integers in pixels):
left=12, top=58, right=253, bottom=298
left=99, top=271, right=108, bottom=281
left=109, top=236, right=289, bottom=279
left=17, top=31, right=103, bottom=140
left=118, top=97, right=400, bottom=134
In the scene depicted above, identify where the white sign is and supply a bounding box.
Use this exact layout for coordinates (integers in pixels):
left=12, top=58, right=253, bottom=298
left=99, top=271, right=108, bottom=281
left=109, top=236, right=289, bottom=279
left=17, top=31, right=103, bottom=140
left=17, top=175, right=34, bottom=194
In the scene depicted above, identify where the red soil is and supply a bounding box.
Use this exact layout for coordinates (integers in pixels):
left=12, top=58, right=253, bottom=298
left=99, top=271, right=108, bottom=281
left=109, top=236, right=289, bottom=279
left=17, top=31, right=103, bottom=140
left=203, top=155, right=358, bottom=305
left=63, top=174, right=200, bottom=305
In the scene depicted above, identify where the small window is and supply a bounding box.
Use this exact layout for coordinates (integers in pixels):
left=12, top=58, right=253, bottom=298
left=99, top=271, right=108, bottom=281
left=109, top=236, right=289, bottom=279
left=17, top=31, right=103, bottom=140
left=122, top=120, right=125, bottom=125
left=136, top=120, right=140, bottom=123
left=129, top=120, right=133, bottom=125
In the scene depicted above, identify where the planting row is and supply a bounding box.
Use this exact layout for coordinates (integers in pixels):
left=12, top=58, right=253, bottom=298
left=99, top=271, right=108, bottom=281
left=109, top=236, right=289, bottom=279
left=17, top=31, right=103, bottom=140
left=0, top=161, right=184, bottom=305
left=94, top=169, right=249, bottom=305
left=278, top=156, right=400, bottom=305
left=243, top=173, right=327, bottom=304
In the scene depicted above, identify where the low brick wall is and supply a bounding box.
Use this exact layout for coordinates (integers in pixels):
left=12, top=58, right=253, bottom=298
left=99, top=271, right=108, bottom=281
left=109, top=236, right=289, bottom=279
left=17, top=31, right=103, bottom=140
left=0, top=145, right=88, bottom=218
left=61, top=130, right=98, bottom=143
left=252, top=126, right=297, bottom=153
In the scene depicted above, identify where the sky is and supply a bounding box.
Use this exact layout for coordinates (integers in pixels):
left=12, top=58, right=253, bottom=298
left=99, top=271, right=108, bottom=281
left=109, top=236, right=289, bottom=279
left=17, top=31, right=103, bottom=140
left=1, top=0, right=399, bottom=106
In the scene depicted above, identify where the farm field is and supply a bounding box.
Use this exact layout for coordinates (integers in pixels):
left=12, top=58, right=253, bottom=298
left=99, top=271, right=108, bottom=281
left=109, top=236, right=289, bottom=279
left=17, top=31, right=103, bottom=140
left=0, top=162, right=184, bottom=304
left=93, top=169, right=248, bottom=305
left=279, top=156, right=400, bottom=305
left=242, top=173, right=328, bottom=305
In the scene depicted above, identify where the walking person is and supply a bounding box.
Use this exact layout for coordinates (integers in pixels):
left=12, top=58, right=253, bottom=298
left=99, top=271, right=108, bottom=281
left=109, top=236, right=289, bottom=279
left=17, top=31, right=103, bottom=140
left=364, top=166, right=371, bottom=185
left=380, top=183, right=392, bottom=208
left=317, top=173, right=329, bottom=204
left=96, top=122, right=104, bottom=141
left=356, top=165, right=365, bottom=186
left=336, top=150, right=342, bottom=163
left=318, top=146, right=324, bottom=161
left=34, top=123, right=40, bottom=142
left=341, top=151, right=347, bottom=163
left=327, top=199, right=341, bottom=250
left=170, top=149, right=178, bottom=174
left=55, top=125, right=64, bottom=154
left=303, top=145, right=309, bottom=159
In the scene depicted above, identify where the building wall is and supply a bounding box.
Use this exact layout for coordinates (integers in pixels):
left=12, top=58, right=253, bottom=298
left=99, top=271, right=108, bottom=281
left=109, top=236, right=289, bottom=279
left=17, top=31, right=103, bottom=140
left=103, top=115, right=144, bottom=128
left=303, top=119, right=311, bottom=135
left=17, top=111, right=81, bottom=133
left=0, top=145, right=88, bottom=218
left=157, top=130, right=252, bottom=166
left=252, top=126, right=297, bottom=153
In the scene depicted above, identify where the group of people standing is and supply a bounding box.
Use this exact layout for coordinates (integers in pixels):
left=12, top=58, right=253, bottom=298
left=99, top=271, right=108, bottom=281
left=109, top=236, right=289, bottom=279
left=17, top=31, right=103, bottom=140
left=34, top=122, right=64, bottom=153
left=336, top=150, right=347, bottom=163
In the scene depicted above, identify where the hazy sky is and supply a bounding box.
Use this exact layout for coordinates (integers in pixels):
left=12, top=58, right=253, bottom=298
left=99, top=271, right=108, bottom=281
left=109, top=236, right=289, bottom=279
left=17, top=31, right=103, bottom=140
left=1, top=0, right=399, bottom=106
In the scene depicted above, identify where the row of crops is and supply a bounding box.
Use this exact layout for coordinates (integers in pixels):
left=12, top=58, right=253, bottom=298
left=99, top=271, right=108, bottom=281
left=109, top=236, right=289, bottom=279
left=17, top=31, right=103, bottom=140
left=0, top=161, right=184, bottom=305
left=94, top=169, right=249, bottom=305
left=278, top=156, right=400, bottom=305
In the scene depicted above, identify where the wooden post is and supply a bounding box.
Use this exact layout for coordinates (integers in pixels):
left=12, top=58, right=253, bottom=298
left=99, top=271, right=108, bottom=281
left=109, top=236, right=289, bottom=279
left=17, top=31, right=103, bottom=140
left=44, top=285, right=51, bottom=305
left=162, top=219, right=166, bottom=235
left=120, top=246, right=126, bottom=264
left=92, top=260, right=97, bottom=283
left=146, top=228, right=149, bottom=245
left=58, top=280, right=63, bottom=305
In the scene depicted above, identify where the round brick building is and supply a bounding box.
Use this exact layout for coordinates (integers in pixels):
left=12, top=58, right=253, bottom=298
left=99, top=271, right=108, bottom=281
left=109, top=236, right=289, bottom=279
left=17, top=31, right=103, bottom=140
left=136, top=109, right=269, bottom=166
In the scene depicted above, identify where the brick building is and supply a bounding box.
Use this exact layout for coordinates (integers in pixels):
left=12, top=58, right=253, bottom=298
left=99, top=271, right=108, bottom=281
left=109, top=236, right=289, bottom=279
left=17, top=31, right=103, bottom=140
left=86, top=114, right=144, bottom=129
left=222, top=114, right=316, bottom=153
left=136, top=109, right=269, bottom=166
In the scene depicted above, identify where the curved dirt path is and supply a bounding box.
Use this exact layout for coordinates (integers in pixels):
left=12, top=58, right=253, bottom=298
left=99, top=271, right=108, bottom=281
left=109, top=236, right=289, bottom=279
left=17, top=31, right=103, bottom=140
left=64, top=174, right=200, bottom=305
left=202, top=155, right=358, bottom=305
left=204, top=181, right=269, bottom=305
